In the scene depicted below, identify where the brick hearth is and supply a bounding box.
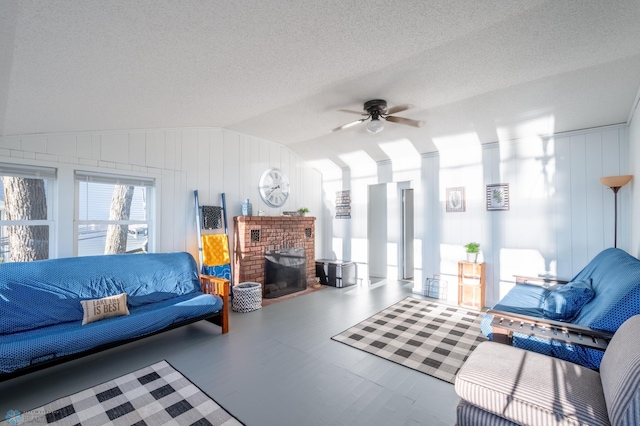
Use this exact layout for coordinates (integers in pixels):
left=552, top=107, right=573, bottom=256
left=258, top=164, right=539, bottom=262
left=233, top=216, right=315, bottom=295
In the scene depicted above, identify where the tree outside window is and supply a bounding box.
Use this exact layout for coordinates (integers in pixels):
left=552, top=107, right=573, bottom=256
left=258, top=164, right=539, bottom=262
left=1, top=177, right=49, bottom=262
left=76, top=173, right=153, bottom=257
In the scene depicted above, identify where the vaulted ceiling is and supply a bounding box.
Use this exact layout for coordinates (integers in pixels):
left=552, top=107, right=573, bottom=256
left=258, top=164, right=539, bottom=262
left=1, top=1, right=640, bottom=168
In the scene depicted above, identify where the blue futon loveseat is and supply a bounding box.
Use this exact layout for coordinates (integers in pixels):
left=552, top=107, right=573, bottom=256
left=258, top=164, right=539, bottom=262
left=0, top=252, right=229, bottom=380
left=481, top=248, right=640, bottom=369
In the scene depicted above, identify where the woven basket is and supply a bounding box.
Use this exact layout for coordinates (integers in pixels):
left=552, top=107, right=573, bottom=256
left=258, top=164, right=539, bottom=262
left=232, top=282, right=262, bottom=313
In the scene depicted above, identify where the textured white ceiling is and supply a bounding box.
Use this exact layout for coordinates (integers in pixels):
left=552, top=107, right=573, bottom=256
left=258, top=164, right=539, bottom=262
left=1, top=0, right=640, bottom=166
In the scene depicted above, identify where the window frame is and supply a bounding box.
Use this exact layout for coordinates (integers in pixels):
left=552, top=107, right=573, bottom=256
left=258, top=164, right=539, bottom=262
left=0, top=163, right=57, bottom=262
left=74, top=171, right=155, bottom=257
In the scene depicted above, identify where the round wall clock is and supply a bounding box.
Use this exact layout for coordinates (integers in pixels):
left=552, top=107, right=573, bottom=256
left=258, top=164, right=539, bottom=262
left=259, top=168, right=290, bottom=207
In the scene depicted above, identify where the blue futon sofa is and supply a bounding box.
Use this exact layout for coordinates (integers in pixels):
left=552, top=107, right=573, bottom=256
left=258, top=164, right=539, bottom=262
left=0, top=252, right=228, bottom=380
left=481, top=248, right=640, bottom=369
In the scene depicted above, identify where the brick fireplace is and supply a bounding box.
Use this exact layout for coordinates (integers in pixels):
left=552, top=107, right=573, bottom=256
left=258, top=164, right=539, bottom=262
left=233, top=216, right=316, bottom=297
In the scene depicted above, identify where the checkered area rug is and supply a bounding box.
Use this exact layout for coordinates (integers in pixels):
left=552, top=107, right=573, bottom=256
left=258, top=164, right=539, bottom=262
left=332, top=297, right=487, bottom=384
left=2, top=360, right=242, bottom=426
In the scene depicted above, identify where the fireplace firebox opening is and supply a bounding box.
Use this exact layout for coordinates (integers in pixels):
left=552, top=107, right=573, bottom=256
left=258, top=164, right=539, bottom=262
left=264, top=247, right=306, bottom=299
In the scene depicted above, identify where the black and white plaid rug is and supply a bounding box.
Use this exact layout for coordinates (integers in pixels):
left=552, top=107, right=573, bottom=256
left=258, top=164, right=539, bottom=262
left=332, top=297, right=487, bottom=384
left=3, top=360, right=242, bottom=426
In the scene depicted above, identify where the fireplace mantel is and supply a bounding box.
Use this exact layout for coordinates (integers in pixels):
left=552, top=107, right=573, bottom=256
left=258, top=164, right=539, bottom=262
left=233, top=216, right=316, bottom=295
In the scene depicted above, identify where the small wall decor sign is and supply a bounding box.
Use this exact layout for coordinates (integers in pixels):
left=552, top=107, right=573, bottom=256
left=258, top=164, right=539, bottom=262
left=446, top=187, right=465, bottom=212
left=486, top=183, right=510, bottom=211
left=335, top=190, right=351, bottom=219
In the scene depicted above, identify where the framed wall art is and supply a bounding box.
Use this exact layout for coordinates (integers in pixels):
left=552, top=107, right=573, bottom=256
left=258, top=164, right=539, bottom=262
left=486, top=183, right=510, bottom=211
left=446, top=187, right=465, bottom=212
left=335, top=190, right=351, bottom=219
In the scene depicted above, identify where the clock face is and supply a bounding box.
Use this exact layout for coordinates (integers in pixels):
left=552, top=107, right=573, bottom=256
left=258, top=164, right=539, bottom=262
left=259, top=168, right=290, bottom=207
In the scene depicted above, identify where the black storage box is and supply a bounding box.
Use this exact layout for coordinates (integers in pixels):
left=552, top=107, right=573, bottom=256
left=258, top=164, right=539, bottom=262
left=315, top=259, right=357, bottom=287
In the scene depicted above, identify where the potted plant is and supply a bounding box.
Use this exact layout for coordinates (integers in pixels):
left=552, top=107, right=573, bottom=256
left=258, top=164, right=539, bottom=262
left=297, top=207, right=309, bottom=216
left=464, top=242, right=480, bottom=263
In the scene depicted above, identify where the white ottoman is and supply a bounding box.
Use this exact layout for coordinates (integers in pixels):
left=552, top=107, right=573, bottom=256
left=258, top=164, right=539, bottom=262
left=232, top=282, right=262, bottom=313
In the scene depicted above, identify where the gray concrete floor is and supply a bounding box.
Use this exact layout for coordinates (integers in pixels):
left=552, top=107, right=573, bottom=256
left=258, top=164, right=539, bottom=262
left=0, top=280, right=460, bottom=425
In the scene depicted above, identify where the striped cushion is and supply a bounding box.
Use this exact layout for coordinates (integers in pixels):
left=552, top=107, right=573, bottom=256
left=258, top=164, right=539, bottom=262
left=456, top=400, right=518, bottom=426
left=455, top=341, right=610, bottom=425
left=599, top=315, right=640, bottom=425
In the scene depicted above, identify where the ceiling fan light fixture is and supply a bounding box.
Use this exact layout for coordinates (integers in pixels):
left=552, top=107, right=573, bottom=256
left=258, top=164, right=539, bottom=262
left=334, top=99, right=421, bottom=133
left=366, top=117, right=384, bottom=134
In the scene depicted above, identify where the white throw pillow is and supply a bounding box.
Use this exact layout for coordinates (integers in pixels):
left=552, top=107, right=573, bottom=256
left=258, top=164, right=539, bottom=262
left=80, top=293, right=130, bottom=325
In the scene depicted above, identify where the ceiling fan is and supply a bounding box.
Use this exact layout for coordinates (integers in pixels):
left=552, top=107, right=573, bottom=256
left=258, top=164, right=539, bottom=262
left=332, top=99, right=425, bottom=134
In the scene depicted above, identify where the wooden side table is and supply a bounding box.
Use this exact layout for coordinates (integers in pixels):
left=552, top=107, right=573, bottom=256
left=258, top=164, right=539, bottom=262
left=458, top=261, right=485, bottom=310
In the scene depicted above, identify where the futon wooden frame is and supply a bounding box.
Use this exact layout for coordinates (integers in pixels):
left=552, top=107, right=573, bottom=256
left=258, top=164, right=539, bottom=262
left=489, top=275, right=613, bottom=351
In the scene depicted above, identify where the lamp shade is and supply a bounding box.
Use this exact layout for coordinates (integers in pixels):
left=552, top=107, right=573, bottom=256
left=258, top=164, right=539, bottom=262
left=600, top=175, right=632, bottom=188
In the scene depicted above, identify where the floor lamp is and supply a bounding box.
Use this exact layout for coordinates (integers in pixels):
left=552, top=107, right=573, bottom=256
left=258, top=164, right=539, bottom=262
left=600, top=175, right=632, bottom=248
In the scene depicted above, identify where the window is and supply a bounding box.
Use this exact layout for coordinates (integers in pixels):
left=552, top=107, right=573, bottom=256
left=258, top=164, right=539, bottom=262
left=0, top=164, right=56, bottom=262
left=75, top=172, right=154, bottom=257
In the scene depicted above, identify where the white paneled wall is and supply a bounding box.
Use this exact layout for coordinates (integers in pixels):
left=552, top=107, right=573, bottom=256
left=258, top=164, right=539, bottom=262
left=440, top=125, right=629, bottom=306
left=0, top=128, right=323, bottom=263
left=2, top=123, right=628, bottom=306
left=629, top=95, right=640, bottom=257
left=326, top=124, right=629, bottom=307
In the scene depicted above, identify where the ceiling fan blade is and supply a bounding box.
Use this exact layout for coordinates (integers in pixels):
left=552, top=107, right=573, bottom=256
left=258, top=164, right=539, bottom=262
left=385, top=115, right=425, bottom=128
left=385, top=104, right=413, bottom=115
left=338, top=109, right=367, bottom=115
left=332, top=118, right=368, bottom=132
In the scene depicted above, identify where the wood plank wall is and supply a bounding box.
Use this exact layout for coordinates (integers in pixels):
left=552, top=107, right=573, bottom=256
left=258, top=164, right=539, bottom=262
left=0, top=124, right=630, bottom=307
left=0, top=127, right=323, bottom=264
left=324, top=124, right=629, bottom=307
